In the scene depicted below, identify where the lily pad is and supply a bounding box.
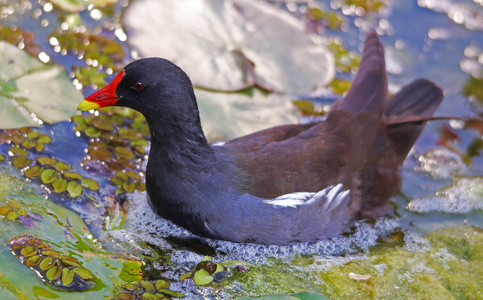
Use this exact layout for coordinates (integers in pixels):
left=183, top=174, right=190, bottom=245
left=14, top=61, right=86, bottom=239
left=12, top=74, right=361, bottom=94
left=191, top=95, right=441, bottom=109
left=123, top=0, right=334, bottom=94
left=194, top=269, right=214, bottom=286
left=196, top=88, right=298, bottom=141
left=41, top=169, right=58, bottom=184
left=66, top=181, right=83, bottom=198
left=0, top=42, right=84, bottom=129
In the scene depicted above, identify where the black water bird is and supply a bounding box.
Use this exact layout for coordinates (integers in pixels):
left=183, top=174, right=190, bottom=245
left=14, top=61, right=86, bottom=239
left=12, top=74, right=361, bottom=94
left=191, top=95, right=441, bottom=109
left=78, top=33, right=443, bottom=245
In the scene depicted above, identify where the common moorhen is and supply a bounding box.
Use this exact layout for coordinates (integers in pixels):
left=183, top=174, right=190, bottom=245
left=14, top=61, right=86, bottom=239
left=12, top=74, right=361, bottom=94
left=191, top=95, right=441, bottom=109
left=77, top=33, right=443, bottom=245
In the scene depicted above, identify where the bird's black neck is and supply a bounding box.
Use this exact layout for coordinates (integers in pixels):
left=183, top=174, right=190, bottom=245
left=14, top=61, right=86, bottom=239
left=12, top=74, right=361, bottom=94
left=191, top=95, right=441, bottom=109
left=142, top=100, right=216, bottom=170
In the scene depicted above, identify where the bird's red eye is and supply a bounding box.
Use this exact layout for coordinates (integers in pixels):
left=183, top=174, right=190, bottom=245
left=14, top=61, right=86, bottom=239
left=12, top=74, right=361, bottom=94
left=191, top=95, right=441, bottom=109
left=132, top=82, right=144, bottom=91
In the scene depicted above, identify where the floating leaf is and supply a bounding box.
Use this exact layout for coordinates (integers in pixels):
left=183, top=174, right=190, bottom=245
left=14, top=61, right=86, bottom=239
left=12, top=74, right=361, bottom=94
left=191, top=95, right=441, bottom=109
left=0, top=153, right=5, bottom=161
left=125, top=170, right=141, bottom=180
left=73, top=268, right=93, bottom=280
left=114, top=147, right=135, bottom=160
left=140, top=280, right=155, bottom=293
left=25, top=166, right=44, bottom=178
left=115, top=171, right=129, bottom=181
left=12, top=134, right=25, bottom=144
left=61, top=268, right=75, bottom=286
left=52, top=178, right=68, bottom=193
left=36, top=157, right=57, bottom=166
left=118, top=128, right=143, bottom=141
left=89, top=148, right=112, bottom=160
left=110, top=177, right=123, bottom=187
left=135, top=181, right=146, bottom=192
left=39, top=257, right=54, bottom=271
left=215, top=263, right=224, bottom=274
left=91, top=118, right=114, bottom=131
left=141, top=292, right=157, bottom=299
left=54, top=162, right=72, bottom=172
left=328, top=78, right=352, bottom=95
left=67, top=181, right=83, bottom=198
left=9, top=146, right=29, bottom=156
left=196, top=88, right=297, bottom=140
left=63, top=172, right=83, bottom=180
left=158, top=289, right=184, bottom=298
left=72, top=65, right=107, bottom=89
left=293, top=100, right=328, bottom=117
left=118, top=261, right=142, bottom=282
left=37, top=135, right=52, bottom=144
left=46, top=266, right=62, bottom=281
left=0, top=42, right=84, bottom=129
left=51, top=31, right=124, bottom=68
left=155, top=279, right=169, bottom=290
left=131, top=139, right=149, bottom=147
left=81, top=179, right=100, bottom=191
left=0, top=25, right=41, bottom=56
left=85, top=127, right=102, bottom=138
left=124, top=0, right=334, bottom=94
left=193, top=269, right=213, bottom=286
left=20, top=246, right=37, bottom=257
left=22, top=140, right=34, bottom=149
left=13, top=156, right=32, bottom=168
left=6, top=211, right=18, bottom=220
left=305, top=7, right=345, bottom=30
left=27, top=131, right=41, bottom=140
left=0, top=205, right=10, bottom=215
left=41, top=169, right=58, bottom=184
left=26, top=255, right=41, bottom=267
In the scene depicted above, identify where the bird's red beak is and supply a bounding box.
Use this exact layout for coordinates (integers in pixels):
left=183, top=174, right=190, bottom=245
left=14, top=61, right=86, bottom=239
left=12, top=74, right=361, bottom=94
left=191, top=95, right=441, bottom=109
left=77, top=69, right=125, bottom=111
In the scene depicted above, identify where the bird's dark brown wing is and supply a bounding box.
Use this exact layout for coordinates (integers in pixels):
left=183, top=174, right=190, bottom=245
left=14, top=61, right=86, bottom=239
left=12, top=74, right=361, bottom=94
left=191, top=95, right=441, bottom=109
left=217, top=33, right=388, bottom=206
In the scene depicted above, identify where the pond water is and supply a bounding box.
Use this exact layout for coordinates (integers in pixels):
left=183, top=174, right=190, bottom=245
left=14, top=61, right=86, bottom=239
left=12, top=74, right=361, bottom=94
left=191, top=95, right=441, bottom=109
left=0, top=0, right=482, bottom=299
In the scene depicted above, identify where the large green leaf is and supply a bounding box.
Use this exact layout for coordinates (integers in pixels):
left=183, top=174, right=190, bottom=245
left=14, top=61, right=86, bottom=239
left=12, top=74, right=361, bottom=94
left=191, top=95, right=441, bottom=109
left=123, top=0, right=334, bottom=94
left=0, top=42, right=83, bottom=129
left=196, top=88, right=298, bottom=141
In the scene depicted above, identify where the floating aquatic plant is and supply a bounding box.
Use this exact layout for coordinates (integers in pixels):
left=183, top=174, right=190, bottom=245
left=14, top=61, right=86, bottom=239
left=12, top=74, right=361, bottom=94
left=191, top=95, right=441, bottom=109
left=51, top=31, right=125, bottom=70
left=0, top=200, right=43, bottom=227
left=0, top=25, right=41, bottom=56
left=305, top=7, right=346, bottom=31
left=0, top=127, right=101, bottom=199
left=116, top=279, right=184, bottom=299
left=180, top=257, right=225, bottom=286
left=73, top=107, right=149, bottom=194
left=8, top=234, right=96, bottom=290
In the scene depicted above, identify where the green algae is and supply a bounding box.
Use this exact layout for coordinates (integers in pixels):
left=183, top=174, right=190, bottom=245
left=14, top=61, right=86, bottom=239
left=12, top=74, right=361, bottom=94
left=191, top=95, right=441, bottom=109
left=218, top=227, right=483, bottom=299
left=316, top=227, right=483, bottom=299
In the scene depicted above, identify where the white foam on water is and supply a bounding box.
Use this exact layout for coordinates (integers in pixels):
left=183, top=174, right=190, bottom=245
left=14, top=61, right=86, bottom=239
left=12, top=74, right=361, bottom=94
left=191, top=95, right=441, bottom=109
left=110, top=191, right=402, bottom=267
left=415, top=147, right=467, bottom=179
left=407, top=177, right=483, bottom=213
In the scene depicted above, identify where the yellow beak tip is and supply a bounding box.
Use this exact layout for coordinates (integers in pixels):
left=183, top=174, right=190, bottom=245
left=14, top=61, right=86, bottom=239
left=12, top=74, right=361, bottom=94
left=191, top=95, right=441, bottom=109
left=77, top=100, right=100, bottom=111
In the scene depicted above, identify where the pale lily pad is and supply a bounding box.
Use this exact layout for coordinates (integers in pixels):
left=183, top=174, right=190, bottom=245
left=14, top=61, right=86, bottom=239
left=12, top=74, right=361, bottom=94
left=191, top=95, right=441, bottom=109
left=408, top=177, right=483, bottom=214
left=0, top=42, right=83, bottom=129
left=196, top=89, right=298, bottom=141
left=124, top=0, right=334, bottom=94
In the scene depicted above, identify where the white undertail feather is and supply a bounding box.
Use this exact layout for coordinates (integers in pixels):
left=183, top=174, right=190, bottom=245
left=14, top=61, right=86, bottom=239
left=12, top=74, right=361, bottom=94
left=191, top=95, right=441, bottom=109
left=264, top=183, right=350, bottom=209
